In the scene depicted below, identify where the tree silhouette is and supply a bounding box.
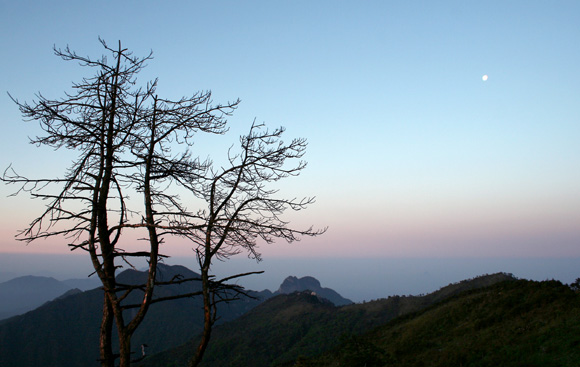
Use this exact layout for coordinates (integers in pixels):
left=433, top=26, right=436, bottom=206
left=3, top=39, right=324, bottom=367
left=185, top=122, right=326, bottom=366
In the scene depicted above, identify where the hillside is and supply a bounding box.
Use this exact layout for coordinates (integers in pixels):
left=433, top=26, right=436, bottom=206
left=0, top=264, right=265, bottom=367
left=303, top=278, right=580, bottom=367
left=138, top=273, right=515, bottom=367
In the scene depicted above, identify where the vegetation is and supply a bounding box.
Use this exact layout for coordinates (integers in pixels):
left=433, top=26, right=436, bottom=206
left=138, top=273, right=517, bottom=367
left=2, top=271, right=577, bottom=367
left=304, top=279, right=580, bottom=367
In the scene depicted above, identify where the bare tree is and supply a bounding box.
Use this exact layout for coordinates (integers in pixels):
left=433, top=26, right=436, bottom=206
left=3, top=39, right=325, bottom=367
left=3, top=39, right=238, bottom=367
left=184, top=122, right=326, bottom=367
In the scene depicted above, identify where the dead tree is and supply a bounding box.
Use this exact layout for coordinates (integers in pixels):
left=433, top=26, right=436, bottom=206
left=184, top=122, right=327, bottom=367
left=3, top=39, right=239, bottom=367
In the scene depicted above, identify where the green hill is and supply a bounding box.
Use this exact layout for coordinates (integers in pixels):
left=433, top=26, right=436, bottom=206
left=138, top=273, right=515, bottom=367
left=302, top=278, right=580, bottom=367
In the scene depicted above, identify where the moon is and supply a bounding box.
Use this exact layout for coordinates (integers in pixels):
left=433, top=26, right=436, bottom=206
left=482, top=74, right=488, bottom=81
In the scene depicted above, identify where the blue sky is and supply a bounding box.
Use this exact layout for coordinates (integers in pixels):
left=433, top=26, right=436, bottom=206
left=1, top=1, right=579, bottom=266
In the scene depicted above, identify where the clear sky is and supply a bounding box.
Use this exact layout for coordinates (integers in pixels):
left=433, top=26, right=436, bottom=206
left=1, top=1, right=579, bottom=270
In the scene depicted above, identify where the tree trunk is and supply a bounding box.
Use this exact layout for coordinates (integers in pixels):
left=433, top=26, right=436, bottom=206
left=99, top=295, right=114, bottom=367
left=118, top=329, right=132, bottom=367
left=188, top=269, right=213, bottom=367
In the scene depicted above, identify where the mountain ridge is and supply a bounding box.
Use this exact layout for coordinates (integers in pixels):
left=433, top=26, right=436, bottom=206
left=0, top=264, right=349, bottom=367
left=0, top=264, right=261, bottom=367
left=0, top=265, right=525, bottom=367
left=0, top=275, right=76, bottom=320
left=138, top=272, right=516, bottom=367
left=304, top=278, right=580, bottom=366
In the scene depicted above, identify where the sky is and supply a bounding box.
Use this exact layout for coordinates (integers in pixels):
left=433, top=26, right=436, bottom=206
left=1, top=1, right=579, bottom=298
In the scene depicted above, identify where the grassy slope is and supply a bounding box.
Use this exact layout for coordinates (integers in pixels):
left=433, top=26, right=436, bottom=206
left=306, top=279, right=580, bottom=367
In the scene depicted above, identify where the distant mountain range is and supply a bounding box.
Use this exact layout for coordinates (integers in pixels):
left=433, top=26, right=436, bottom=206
left=0, top=275, right=100, bottom=320
left=0, top=264, right=347, bottom=367
left=0, top=270, right=351, bottom=322
left=3, top=266, right=570, bottom=367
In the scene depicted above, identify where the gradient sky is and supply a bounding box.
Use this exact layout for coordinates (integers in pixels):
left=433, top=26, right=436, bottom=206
left=1, top=1, right=579, bottom=265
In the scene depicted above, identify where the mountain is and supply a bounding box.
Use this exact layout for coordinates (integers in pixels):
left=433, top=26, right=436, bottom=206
left=274, top=276, right=353, bottom=306
left=0, top=275, right=73, bottom=320
left=137, top=291, right=338, bottom=367
left=0, top=274, right=101, bottom=321
left=0, top=265, right=391, bottom=367
left=0, top=264, right=265, bottom=367
left=305, top=278, right=580, bottom=367
left=138, top=273, right=515, bottom=367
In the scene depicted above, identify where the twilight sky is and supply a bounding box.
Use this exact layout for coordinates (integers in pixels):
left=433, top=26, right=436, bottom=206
left=1, top=1, right=579, bottom=266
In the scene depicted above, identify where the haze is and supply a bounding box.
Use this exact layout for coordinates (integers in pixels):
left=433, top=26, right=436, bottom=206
left=1, top=1, right=579, bottom=301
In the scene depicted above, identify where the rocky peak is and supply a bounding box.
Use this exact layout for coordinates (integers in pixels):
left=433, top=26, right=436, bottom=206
left=277, top=276, right=321, bottom=294
left=274, top=276, right=353, bottom=306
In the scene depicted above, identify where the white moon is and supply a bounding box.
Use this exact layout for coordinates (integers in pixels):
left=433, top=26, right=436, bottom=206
left=482, top=74, right=488, bottom=81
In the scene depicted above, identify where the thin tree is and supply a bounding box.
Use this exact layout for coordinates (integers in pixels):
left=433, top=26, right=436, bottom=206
left=184, top=122, right=326, bottom=367
left=2, top=39, right=239, bottom=367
